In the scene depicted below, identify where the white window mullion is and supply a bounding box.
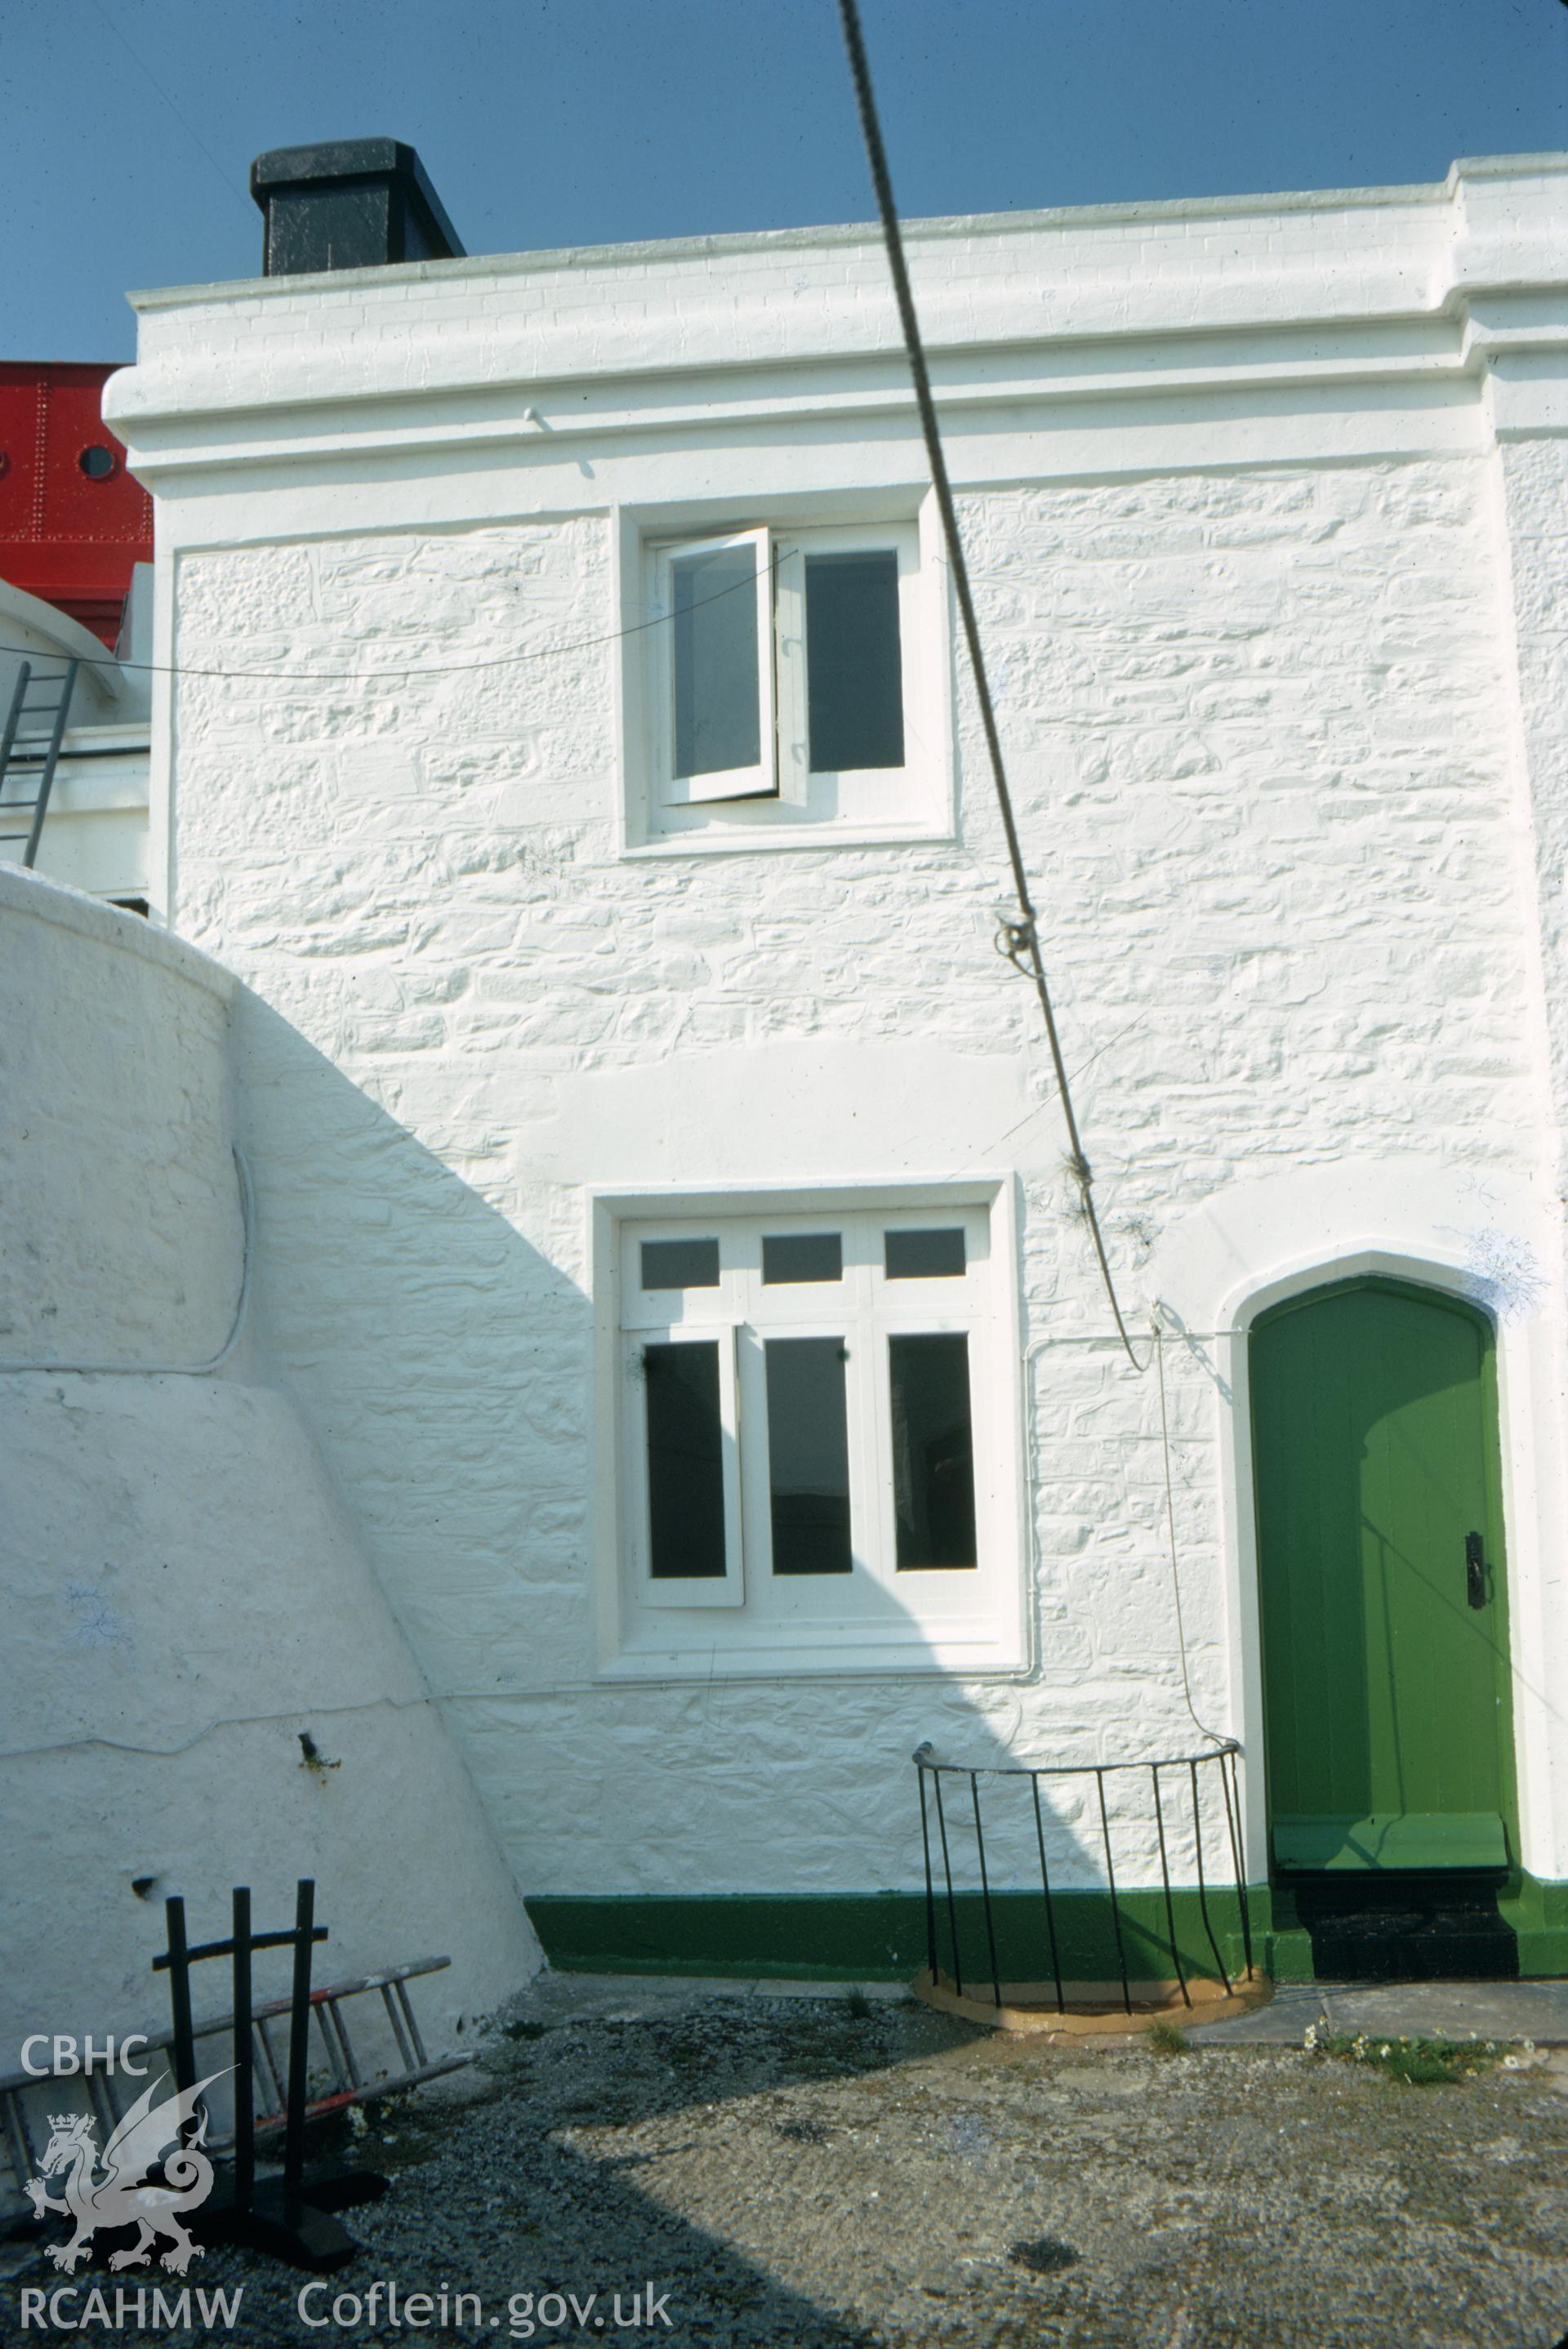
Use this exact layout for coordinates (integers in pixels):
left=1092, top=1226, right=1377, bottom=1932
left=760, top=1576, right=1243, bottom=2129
left=846, top=1283, right=886, bottom=1592
left=772, top=542, right=811, bottom=809
left=736, top=1320, right=772, bottom=1598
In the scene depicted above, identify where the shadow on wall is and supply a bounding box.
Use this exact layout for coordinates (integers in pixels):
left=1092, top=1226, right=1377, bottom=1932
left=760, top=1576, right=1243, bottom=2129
left=231, top=989, right=1254, bottom=1999
left=0, top=873, right=541, bottom=2054
left=4, top=927, right=1124, bottom=2337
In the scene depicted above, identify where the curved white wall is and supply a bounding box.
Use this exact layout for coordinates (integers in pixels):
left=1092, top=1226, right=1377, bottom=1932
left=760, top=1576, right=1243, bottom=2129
left=0, top=870, right=238, bottom=1365
left=0, top=582, right=123, bottom=724
left=0, top=867, right=540, bottom=2051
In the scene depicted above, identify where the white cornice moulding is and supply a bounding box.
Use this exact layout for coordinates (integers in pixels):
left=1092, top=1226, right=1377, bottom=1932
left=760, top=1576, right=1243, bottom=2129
left=103, top=154, right=1568, bottom=486
left=108, top=290, right=1457, bottom=446
left=119, top=150, right=1568, bottom=318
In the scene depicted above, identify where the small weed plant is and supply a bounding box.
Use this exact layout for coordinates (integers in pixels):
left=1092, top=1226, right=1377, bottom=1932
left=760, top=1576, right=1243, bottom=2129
left=1144, top=2019, right=1191, bottom=2057
left=844, top=1986, right=874, bottom=2020
left=1303, top=2019, right=1534, bottom=2086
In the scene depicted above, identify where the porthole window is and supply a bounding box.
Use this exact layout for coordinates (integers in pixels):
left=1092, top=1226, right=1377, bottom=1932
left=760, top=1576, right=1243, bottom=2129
left=78, top=445, right=118, bottom=480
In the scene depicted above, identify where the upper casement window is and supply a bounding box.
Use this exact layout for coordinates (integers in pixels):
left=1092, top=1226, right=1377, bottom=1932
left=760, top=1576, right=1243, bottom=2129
left=623, top=509, right=953, bottom=852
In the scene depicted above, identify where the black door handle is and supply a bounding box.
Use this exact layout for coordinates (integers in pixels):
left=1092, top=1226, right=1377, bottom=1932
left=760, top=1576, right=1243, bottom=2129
left=1465, top=1531, right=1486, bottom=1610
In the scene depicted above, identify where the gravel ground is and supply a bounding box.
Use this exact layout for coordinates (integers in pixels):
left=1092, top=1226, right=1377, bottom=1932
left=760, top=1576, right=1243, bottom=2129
left=6, top=1989, right=1568, bottom=2349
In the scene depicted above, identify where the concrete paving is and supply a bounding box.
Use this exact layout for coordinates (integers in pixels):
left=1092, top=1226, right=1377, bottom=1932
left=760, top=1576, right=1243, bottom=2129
left=516, top=1967, right=1568, bottom=2046
left=1187, top=1977, right=1568, bottom=2045
left=56, top=1976, right=1566, bottom=2349
left=508, top=1970, right=913, bottom=2023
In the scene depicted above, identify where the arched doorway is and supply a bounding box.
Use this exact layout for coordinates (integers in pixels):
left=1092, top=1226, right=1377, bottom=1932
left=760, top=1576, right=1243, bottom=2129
left=1250, top=1277, right=1517, bottom=1883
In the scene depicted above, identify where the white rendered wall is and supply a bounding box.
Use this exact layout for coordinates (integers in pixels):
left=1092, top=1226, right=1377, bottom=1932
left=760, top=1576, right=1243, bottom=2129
left=105, top=157, right=1568, bottom=1905
left=18, top=736, right=151, bottom=903
left=0, top=867, right=540, bottom=2048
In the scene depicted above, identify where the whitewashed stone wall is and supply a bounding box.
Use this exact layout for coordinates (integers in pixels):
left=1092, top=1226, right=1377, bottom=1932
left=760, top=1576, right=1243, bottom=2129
left=105, top=156, right=1568, bottom=1904
left=154, top=450, right=1553, bottom=1900
left=0, top=867, right=540, bottom=2046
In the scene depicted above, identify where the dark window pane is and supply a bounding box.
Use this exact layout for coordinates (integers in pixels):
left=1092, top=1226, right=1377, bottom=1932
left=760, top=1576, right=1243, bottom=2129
left=673, top=546, right=761, bottom=778
left=644, top=1342, right=727, bottom=1579
left=766, top=1337, right=853, bottom=1575
left=641, top=1237, right=719, bottom=1290
left=884, top=1228, right=967, bottom=1280
left=804, top=551, right=904, bottom=772
left=762, top=1232, right=843, bottom=1285
left=889, top=1334, right=977, bottom=1570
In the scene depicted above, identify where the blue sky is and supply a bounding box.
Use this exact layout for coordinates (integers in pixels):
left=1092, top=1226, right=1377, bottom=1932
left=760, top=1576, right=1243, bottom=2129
left=5, top=0, right=1567, bottom=361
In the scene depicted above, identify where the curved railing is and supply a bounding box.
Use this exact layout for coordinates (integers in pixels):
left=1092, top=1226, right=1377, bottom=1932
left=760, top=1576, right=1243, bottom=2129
left=913, top=1738, right=1257, bottom=2018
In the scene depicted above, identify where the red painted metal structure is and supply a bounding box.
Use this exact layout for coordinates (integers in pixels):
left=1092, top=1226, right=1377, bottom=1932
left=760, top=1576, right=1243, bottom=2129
left=0, top=363, right=152, bottom=647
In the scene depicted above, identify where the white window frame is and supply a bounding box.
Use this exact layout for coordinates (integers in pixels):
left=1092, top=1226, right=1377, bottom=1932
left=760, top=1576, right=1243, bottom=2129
left=590, top=1180, right=1027, bottom=1679
left=617, top=496, right=956, bottom=855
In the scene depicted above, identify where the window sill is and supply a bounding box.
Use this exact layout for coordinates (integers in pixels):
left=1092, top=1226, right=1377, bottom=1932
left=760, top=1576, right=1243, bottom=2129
left=597, top=1623, right=1027, bottom=1682
left=621, top=819, right=956, bottom=861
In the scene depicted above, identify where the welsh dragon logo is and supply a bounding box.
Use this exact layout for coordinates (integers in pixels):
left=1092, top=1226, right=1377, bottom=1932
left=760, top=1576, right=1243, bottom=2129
left=25, top=2070, right=229, bottom=2274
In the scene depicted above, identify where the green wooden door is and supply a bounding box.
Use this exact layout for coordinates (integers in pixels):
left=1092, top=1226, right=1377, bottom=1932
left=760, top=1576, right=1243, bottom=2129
left=1250, top=1277, right=1515, bottom=1873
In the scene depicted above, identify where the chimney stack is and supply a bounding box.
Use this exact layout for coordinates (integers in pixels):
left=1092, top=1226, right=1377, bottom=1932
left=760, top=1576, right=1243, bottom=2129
left=250, top=139, right=465, bottom=275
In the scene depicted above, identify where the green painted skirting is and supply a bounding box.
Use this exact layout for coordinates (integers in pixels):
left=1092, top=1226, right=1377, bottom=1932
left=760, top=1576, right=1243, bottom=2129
left=1499, top=1873, right=1568, bottom=1976
left=1263, top=1872, right=1568, bottom=1982
left=526, top=1888, right=1265, bottom=1985
left=526, top=1878, right=1568, bottom=1985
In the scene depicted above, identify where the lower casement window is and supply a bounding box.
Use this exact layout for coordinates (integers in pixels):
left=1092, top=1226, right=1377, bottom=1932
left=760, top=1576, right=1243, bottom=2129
left=600, top=1190, right=1025, bottom=1676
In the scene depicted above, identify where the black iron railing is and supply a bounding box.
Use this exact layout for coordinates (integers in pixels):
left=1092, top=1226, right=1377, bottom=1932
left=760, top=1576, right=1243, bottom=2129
left=914, top=1738, right=1255, bottom=2016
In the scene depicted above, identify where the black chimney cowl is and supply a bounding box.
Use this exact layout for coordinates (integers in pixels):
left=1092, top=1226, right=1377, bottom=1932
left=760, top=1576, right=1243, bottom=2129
left=250, top=139, right=466, bottom=275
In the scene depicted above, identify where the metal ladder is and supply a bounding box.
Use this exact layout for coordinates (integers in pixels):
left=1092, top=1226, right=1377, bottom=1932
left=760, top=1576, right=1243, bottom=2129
left=0, top=657, right=78, bottom=869
left=0, top=1952, right=470, bottom=2211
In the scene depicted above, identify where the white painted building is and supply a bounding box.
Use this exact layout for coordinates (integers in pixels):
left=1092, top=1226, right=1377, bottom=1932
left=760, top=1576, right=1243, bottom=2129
left=11, top=149, right=1568, bottom=2016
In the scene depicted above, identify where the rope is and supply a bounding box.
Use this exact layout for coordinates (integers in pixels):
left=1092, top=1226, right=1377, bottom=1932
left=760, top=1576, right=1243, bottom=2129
left=835, top=0, right=1145, bottom=1372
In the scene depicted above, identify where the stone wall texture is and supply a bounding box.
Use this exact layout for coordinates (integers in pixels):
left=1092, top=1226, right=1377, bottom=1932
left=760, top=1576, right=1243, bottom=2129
left=161, top=449, right=1552, bottom=1900
left=92, top=158, right=1568, bottom=1913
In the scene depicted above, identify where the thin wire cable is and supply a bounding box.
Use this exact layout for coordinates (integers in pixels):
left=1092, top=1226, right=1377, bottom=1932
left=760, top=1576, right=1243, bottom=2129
left=85, top=0, right=255, bottom=225
left=835, top=0, right=1145, bottom=1371
left=0, top=548, right=798, bottom=687
left=932, top=1006, right=1155, bottom=1186
left=1153, top=1318, right=1227, bottom=1747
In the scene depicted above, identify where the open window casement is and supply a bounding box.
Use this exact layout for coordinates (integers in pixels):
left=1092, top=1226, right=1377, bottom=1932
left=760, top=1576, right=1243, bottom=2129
left=630, top=511, right=948, bottom=851
left=627, top=1323, right=746, bottom=1607
left=653, top=528, right=789, bottom=806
